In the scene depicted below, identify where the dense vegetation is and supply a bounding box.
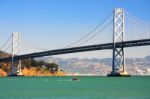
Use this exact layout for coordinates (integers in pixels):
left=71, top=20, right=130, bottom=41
left=22, top=58, right=59, bottom=72
left=0, top=50, right=64, bottom=76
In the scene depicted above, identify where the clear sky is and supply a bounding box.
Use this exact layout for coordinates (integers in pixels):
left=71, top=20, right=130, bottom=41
left=0, top=0, right=150, bottom=59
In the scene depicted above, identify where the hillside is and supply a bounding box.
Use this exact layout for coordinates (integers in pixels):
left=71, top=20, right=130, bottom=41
left=41, top=56, right=150, bottom=75
left=1, top=50, right=150, bottom=76
left=0, top=51, right=65, bottom=76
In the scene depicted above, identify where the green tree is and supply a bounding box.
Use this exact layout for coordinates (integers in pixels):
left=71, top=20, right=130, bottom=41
left=45, top=63, right=58, bottom=73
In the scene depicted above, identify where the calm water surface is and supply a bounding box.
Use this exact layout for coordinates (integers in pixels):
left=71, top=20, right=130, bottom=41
left=0, top=76, right=150, bottom=99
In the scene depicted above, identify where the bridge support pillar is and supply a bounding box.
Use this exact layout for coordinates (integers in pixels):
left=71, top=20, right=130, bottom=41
left=9, top=32, right=23, bottom=76
left=16, top=60, right=23, bottom=76
left=108, top=8, right=130, bottom=77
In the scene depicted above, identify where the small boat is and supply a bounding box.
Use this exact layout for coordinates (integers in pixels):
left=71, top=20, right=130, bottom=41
left=72, top=77, right=79, bottom=81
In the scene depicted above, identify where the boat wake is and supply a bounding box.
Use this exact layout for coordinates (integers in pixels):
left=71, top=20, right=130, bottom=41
left=57, top=79, right=72, bottom=82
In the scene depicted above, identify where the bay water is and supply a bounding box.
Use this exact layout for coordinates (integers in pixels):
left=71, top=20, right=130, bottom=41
left=0, top=76, right=150, bottom=99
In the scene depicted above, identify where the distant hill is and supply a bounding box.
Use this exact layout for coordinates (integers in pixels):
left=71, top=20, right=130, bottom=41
left=0, top=50, right=11, bottom=58
left=40, top=55, right=150, bottom=75
left=1, top=50, right=150, bottom=76
left=145, top=55, right=150, bottom=61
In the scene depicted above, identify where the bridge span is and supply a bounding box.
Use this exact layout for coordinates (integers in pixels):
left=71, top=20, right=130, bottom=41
left=0, top=38, right=150, bottom=62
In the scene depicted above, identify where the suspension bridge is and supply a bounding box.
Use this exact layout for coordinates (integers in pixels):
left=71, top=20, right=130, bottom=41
left=0, top=8, right=150, bottom=76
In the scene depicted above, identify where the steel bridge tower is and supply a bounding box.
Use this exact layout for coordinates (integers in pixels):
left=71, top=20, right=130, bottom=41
left=108, top=8, right=130, bottom=76
left=9, top=32, right=23, bottom=76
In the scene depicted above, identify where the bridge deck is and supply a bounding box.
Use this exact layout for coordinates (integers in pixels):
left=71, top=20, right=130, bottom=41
left=0, top=39, right=150, bottom=62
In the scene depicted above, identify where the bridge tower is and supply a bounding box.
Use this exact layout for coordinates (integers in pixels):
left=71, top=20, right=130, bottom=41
left=9, top=32, right=23, bottom=76
left=108, top=8, right=130, bottom=76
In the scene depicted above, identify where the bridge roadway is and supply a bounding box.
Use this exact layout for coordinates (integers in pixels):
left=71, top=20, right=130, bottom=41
left=0, top=39, right=150, bottom=62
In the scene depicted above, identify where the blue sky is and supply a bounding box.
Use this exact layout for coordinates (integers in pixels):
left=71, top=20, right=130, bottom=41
left=0, top=0, right=150, bottom=58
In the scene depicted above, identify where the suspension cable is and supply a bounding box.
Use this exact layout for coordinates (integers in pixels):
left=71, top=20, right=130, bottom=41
left=76, top=20, right=113, bottom=46
left=125, top=11, right=150, bottom=25
left=0, top=35, right=11, bottom=51
left=21, top=39, right=49, bottom=51
left=64, top=12, right=113, bottom=48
